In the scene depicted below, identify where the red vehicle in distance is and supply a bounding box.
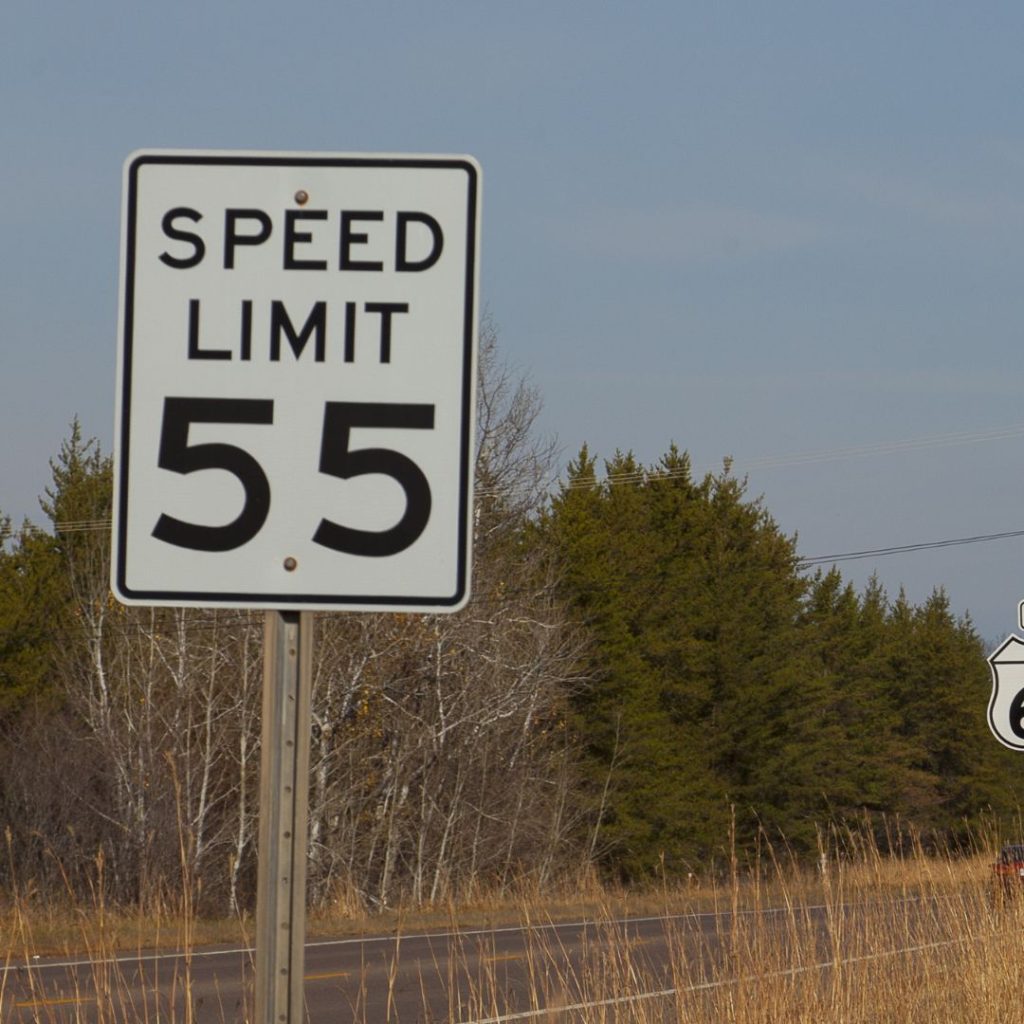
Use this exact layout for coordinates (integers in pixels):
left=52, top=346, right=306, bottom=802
left=993, top=844, right=1024, bottom=895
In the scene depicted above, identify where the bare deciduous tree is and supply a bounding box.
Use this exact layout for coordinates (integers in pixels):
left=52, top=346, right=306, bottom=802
left=0, top=328, right=590, bottom=913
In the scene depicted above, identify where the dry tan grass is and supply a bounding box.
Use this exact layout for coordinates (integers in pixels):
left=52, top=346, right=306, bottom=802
left=445, top=827, right=1022, bottom=1024
left=1, top=825, right=1022, bottom=1022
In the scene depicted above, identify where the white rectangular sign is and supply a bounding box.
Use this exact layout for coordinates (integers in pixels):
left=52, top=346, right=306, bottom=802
left=113, top=151, right=480, bottom=611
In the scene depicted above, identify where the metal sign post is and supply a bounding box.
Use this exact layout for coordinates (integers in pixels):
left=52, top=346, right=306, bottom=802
left=255, top=611, right=313, bottom=1023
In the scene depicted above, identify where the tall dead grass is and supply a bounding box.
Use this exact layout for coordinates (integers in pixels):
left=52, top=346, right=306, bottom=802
left=446, top=822, right=1024, bottom=1024
left=0, top=822, right=1021, bottom=1022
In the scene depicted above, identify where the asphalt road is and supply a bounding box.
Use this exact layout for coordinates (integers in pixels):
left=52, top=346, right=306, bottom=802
left=0, top=899, right=950, bottom=1023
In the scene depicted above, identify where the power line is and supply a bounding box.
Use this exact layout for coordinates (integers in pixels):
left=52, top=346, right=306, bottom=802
left=4, top=422, right=1024, bottom=576
left=1, top=527, right=1022, bottom=647
left=798, top=528, right=1024, bottom=567
left=18, top=520, right=1024, bottom=567
left=4, top=418, right=1023, bottom=541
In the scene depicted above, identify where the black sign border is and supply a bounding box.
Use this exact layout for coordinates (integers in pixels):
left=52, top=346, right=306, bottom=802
left=115, top=152, right=479, bottom=610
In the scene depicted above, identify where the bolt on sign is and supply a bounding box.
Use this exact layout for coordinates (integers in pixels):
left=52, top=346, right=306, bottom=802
left=113, top=151, right=481, bottom=612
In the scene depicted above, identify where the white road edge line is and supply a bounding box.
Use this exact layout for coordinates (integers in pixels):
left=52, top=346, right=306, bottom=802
left=0, top=906, right=803, bottom=974
left=459, top=936, right=970, bottom=1024
left=0, top=896, right=931, bottom=976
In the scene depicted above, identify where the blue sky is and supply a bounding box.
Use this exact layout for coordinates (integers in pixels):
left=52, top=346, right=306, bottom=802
left=3, top=1, right=1024, bottom=640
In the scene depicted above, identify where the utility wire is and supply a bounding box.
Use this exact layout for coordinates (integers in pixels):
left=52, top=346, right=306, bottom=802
left=2, top=526, right=1023, bottom=646
left=10, top=519, right=1023, bottom=571
left=5, top=419, right=1020, bottom=539
left=3, top=525, right=1024, bottom=647
left=797, top=528, right=1024, bottom=567
left=4, top=422, right=1024, bottom=566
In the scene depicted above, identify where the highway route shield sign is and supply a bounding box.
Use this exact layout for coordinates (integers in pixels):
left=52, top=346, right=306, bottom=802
left=989, top=634, right=1024, bottom=751
left=113, top=150, right=480, bottom=611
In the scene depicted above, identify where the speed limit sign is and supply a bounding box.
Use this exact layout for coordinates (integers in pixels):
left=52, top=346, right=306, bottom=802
left=113, top=151, right=480, bottom=611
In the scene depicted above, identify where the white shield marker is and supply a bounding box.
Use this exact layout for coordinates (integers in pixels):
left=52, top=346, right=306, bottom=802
left=988, top=634, right=1024, bottom=751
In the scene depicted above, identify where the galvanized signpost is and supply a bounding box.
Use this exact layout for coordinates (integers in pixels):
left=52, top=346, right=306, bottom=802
left=254, top=610, right=313, bottom=1022
left=114, top=150, right=480, bottom=1021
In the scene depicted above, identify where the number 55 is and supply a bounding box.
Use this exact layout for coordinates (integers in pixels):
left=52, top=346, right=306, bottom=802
left=152, top=397, right=435, bottom=556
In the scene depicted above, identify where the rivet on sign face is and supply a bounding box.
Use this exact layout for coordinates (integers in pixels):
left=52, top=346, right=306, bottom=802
left=294, top=190, right=309, bottom=206
left=283, top=557, right=298, bottom=572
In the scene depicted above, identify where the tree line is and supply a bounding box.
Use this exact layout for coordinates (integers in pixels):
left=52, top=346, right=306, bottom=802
left=1, top=331, right=1020, bottom=910
left=541, top=446, right=1023, bottom=877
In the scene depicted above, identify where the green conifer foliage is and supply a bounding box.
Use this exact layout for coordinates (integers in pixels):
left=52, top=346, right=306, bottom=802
left=0, top=520, right=63, bottom=711
left=543, top=444, right=1024, bottom=875
left=886, top=589, right=1018, bottom=837
left=543, top=447, right=814, bottom=874
left=0, top=419, right=112, bottom=714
